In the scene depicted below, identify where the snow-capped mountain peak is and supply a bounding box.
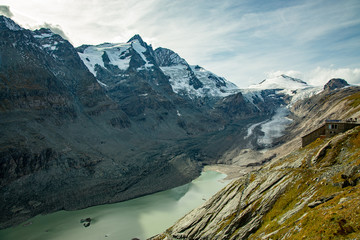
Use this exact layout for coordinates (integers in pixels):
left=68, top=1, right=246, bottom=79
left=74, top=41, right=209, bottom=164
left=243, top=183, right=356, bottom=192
left=155, top=47, right=238, bottom=98
left=77, top=34, right=156, bottom=77
left=244, top=74, right=323, bottom=107
left=76, top=35, right=239, bottom=98
left=127, top=34, right=146, bottom=47
left=249, top=74, right=308, bottom=90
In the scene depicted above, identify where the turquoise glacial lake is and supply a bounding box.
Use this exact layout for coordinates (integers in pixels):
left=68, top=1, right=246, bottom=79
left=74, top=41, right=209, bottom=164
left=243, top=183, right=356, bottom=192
left=0, top=170, right=228, bottom=240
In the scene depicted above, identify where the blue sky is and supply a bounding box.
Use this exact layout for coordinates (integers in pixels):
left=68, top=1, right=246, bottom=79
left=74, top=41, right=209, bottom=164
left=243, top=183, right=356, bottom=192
left=1, top=0, right=360, bottom=88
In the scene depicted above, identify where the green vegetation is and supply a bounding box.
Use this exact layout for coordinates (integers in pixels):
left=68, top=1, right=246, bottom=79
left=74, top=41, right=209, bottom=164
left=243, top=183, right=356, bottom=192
left=344, top=92, right=360, bottom=108
left=250, top=127, right=360, bottom=239
left=151, top=127, right=360, bottom=240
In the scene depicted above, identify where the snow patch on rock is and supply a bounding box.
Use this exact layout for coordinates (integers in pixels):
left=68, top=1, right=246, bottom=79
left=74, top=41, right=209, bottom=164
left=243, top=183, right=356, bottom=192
left=78, top=43, right=132, bottom=76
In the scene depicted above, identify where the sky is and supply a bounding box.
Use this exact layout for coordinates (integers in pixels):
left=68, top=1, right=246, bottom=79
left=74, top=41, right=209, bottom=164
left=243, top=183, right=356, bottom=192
left=0, top=0, right=360, bottom=88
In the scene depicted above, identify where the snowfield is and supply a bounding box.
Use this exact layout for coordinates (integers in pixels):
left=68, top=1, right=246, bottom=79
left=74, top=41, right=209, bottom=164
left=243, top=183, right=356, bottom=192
left=249, top=74, right=308, bottom=90
left=78, top=43, right=132, bottom=76
left=160, top=64, right=238, bottom=98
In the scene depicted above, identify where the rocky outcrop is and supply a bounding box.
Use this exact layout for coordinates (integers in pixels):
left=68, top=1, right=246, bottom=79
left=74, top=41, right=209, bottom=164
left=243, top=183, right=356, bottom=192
left=152, top=126, right=360, bottom=239
left=324, top=78, right=349, bottom=91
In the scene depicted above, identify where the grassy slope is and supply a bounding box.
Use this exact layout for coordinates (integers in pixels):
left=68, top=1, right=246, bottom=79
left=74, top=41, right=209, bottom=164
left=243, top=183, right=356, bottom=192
left=250, top=127, right=360, bottom=239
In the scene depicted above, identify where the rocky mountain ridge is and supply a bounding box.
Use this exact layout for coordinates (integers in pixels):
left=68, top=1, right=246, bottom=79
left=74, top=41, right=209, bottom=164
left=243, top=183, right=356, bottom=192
left=77, top=35, right=238, bottom=101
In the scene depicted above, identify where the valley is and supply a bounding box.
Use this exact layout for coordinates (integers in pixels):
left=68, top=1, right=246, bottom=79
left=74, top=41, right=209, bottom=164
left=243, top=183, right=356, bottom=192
left=0, top=14, right=359, bottom=240
left=0, top=16, right=285, bottom=229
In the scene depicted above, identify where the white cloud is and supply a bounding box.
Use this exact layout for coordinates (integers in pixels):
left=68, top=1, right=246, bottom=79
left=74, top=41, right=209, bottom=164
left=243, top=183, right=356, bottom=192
left=265, top=70, right=304, bottom=80
left=0, top=5, right=13, bottom=18
left=33, top=22, right=69, bottom=41
left=260, top=68, right=360, bottom=87
left=306, top=67, right=360, bottom=86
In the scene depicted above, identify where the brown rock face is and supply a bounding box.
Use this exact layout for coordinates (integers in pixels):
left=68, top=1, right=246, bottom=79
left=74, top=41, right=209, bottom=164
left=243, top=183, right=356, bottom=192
left=324, top=78, right=349, bottom=91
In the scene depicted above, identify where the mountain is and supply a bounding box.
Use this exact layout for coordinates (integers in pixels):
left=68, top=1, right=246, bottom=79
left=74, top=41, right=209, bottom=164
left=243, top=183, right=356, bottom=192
left=154, top=47, right=238, bottom=99
left=0, top=16, right=286, bottom=229
left=77, top=39, right=238, bottom=101
left=249, top=74, right=309, bottom=90
left=324, top=78, right=350, bottom=91
left=151, top=84, right=360, bottom=239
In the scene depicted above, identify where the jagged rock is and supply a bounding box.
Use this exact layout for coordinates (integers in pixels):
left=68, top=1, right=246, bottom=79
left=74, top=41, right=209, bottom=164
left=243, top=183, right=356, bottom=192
left=307, top=200, right=323, bottom=208
left=324, top=78, right=349, bottom=91
left=310, top=140, right=332, bottom=165
left=341, top=165, right=360, bottom=188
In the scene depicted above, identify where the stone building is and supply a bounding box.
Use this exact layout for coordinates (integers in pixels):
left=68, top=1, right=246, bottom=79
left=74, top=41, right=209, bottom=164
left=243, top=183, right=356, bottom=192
left=301, top=119, right=359, bottom=147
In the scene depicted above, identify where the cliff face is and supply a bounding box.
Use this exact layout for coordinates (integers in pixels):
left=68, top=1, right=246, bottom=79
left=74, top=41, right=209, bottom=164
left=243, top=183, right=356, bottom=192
left=151, top=89, right=360, bottom=240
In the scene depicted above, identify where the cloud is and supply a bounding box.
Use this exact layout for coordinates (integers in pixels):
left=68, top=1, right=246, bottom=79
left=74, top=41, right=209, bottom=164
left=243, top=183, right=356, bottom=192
left=262, top=68, right=360, bottom=87
left=0, top=5, right=13, bottom=18
left=34, top=22, right=69, bottom=41
left=2, top=0, right=360, bottom=88
left=306, top=67, right=360, bottom=86
left=265, top=70, right=304, bottom=80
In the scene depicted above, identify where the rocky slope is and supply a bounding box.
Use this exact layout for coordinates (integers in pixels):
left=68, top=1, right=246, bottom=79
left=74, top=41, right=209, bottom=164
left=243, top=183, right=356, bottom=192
left=269, top=83, right=360, bottom=158
left=0, top=15, right=287, bottom=229
left=151, top=87, right=360, bottom=239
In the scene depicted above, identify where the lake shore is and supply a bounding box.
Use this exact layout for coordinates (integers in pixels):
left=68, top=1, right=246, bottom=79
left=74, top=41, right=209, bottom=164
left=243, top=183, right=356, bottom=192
left=204, top=164, right=260, bottom=180
left=0, top=170, right=228, bottom=240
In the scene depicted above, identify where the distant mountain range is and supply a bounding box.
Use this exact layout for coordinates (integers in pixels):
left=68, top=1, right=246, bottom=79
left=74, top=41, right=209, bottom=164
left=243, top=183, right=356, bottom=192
left=77, top=34, right=238, bottom=100
left=249, top=74, right=308, bottom=90
left=0, top=15, right=357, bottom=229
